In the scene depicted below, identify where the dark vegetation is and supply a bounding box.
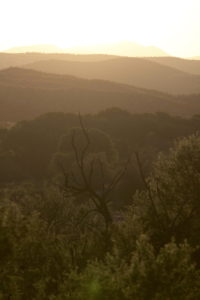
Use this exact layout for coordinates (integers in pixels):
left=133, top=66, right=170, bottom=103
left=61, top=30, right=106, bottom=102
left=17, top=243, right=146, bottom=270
left=1, top=107, right=200, bottom=299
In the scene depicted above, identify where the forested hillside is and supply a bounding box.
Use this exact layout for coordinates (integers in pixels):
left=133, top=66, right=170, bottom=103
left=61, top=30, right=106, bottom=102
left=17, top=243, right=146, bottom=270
left=1, top=109, right=200, bottom=299
left=1, top=108, right=200, bottom=193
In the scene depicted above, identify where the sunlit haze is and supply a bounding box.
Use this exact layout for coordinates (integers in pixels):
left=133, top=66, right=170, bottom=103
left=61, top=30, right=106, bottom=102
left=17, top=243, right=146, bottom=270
left=0, top=0, right=200, bottom=56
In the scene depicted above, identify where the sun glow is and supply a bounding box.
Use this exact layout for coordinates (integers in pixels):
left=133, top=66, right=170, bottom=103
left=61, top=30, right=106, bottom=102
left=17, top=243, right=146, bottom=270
left=1, top=0, right=200, bottom=56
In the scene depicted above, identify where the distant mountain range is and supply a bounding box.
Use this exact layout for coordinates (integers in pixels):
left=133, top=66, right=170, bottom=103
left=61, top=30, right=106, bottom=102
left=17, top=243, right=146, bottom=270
left=1, top=51, right=200, bottom=121
left=22, top=57, right=200, bottom=94
left=1, top=53, right=200, bottom=94
left=4, top=42, right=169, bottom=57
left=0, top=68, right=200, bottom=121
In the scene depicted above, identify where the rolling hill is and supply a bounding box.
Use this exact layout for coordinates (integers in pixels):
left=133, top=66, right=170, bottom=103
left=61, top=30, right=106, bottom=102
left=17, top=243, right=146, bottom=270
left=147, top=57, right=200, bottom=75
left=2, top=53, right=200, bottom=94
left=0, top=53, right=115, bottom=70
left=22, top=57, right=200, bottom=94
left=0, top=68, right=199, bottom=122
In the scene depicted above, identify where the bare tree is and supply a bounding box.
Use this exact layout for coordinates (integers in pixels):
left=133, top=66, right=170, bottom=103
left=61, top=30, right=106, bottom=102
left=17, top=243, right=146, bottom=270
left=59, top=114, right=130, bottom=235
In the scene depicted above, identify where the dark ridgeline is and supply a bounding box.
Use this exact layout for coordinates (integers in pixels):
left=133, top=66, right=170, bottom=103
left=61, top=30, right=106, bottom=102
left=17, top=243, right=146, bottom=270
left=0, top=53, right=200, bottom=299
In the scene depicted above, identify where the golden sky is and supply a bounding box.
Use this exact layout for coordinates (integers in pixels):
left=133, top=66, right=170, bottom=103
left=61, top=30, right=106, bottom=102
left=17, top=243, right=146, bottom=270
left=1, top=0, right=200, bottom=57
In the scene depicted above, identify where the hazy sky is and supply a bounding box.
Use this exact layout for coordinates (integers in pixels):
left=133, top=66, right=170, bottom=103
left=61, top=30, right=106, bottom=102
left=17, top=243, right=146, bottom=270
left=1, top=0, right=200, bottom=57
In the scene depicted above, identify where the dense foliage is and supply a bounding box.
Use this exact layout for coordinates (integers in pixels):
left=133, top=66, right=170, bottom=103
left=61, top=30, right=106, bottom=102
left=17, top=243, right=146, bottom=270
left=0, top=110, right=200, bottom=299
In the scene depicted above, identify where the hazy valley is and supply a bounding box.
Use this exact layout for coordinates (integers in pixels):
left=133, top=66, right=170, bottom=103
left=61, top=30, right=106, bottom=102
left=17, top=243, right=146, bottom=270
left=1, top=41, right=200, bottom=299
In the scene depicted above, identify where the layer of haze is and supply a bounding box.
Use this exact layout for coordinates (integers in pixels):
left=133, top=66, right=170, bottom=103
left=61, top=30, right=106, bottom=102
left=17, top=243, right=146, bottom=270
left=0, top=0, right=200, bottom=57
